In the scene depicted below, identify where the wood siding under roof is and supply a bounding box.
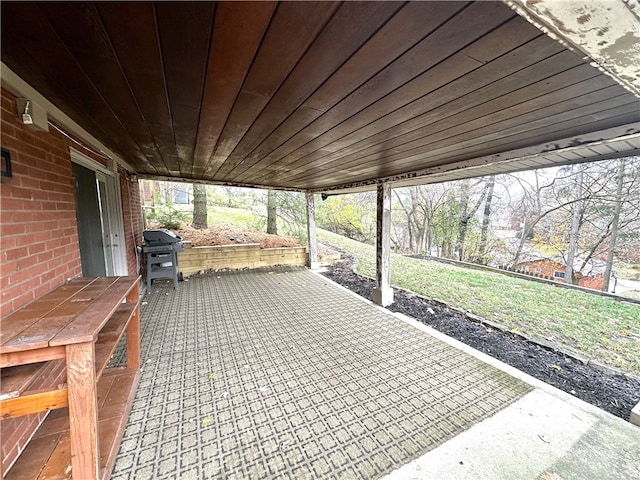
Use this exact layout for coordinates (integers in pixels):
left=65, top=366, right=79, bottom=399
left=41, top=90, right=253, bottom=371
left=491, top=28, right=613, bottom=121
left=2, top=1, right=639, bottom=191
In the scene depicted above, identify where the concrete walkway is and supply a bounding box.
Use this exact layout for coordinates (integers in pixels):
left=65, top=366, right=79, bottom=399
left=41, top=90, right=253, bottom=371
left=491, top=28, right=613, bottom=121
left=111, top=267, right=639, bottom=479
left=384, top=316, right=640, bottom=480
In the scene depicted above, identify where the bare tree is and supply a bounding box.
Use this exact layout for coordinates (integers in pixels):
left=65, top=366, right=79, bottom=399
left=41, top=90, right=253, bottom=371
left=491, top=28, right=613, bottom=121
left=392, top=185, right=449, bottom=254
left=509, top=169, right=582, bottom=265
left=602, top=159, right=625, bottom=291
left=565, top=166, right=584, bottom=284
left=508, top=158, right=640, bottom=286
left=477, top=176, right=496, bottom=264
left=456, top=178, right=489, bottom=261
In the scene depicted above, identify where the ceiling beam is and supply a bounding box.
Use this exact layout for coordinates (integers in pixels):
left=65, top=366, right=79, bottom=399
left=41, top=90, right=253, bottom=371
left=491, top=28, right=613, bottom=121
left=311, top=123, right=640, bottom=194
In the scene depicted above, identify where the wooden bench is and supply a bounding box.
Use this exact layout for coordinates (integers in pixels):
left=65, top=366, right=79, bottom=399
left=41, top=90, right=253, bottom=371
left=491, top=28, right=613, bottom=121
left=0, top=276, right=141, bottom=479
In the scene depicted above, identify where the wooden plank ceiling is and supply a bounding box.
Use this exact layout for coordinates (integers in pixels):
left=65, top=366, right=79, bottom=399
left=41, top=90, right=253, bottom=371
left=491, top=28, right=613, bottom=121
left=2, top=1, right=639, bottom=192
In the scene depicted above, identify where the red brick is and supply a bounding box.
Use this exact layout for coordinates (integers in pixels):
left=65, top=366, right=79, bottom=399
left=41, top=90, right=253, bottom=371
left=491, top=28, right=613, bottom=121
left=2, top=261, right=18, bottom=276
left=17, top=255, right=38, bottom=270
left=1, top=123, right=17, bottom=138
left=3, top=246, right=28, bottom=262
left=0, top=234, right=19, bottom=252
left=18, top=176, right=41, bottom=190
left=1, top=284, right=25, bottom=303
left=1, top=223, right=26, bottom=236
left=8, top=186, right=37, bottom=200
left=11, top=290, right=36, bottom=309
left=0, top=197, right=25, bottom=211
left=28, top=243, right=46, bottom=255
left=29, top=231, right=51, bottom=243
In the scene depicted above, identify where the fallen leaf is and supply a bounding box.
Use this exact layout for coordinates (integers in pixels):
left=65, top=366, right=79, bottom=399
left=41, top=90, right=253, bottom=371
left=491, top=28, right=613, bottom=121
left=280, top=440, right=291, bottom=450
left=208, top=372, right=216, bottom=380
left=540, top=472, right=563, bottom=480
left=202, top=417, right=211, bottom=425
left=550, top=365, right=562, bottom=371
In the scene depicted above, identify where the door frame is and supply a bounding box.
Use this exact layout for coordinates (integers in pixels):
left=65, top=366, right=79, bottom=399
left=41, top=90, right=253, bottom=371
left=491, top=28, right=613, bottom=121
left=70, top=148, right=128, bottom=276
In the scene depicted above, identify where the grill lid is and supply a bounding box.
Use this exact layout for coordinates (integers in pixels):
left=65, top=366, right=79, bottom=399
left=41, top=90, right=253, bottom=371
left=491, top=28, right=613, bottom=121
left=143, top=229, right=183, bottom=245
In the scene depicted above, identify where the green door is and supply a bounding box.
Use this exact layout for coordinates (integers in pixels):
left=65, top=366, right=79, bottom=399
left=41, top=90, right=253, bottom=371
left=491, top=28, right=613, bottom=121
left=72, top=162, right=106, bottom=277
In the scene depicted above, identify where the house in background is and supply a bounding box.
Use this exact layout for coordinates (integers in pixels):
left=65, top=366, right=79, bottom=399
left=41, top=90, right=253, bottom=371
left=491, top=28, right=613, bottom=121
left=140, top=179, right=191, bottom=205
left=515, top=257, right=609, bottom=290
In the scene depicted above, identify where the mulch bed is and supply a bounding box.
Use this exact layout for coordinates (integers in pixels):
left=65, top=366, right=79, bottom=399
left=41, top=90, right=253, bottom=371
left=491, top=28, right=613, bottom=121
left=171, top=224, right=303, bottom=248
left=322, top=254, right=640, bottom=422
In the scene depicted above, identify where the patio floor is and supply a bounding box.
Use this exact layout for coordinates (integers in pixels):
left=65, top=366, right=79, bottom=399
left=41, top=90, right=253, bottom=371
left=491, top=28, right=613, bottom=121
left=109, top=266, right=639, bottom=480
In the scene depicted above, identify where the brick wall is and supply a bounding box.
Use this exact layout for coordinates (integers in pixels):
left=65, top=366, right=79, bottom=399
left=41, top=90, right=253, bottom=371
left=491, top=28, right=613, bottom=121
left=578, top=273, right=605, bottom=290
left=119, top=171, right=143, bottom=276
left=0, top=93, right=83, bottom=318
left=0, top=87, right=143, bottom=473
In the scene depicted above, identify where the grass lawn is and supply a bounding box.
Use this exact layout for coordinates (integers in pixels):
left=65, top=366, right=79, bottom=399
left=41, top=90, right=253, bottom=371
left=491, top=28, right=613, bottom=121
left=317, top=230, right=640, bottom=376
left=207, top=206, right=266, bottom=231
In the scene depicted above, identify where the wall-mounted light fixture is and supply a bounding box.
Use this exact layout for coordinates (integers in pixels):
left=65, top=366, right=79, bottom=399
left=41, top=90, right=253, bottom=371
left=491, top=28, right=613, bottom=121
left=15, top=98, right=48, bottom=131
left=126, top=171, right=138, bottom=183
left=1, top=148, right=12, bottom=178
left=19, top=100, right=33, bottom=124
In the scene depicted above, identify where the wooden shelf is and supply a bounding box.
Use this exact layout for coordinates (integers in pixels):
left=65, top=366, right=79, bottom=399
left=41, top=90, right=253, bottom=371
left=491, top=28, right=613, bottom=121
left=5, top=368, right=140, bottom=480
left=1, top=301, right=137, bottom=421
left=1, top=361, right=69, bottom=419
left=1, top=276, right=141, bottom=479
left=94, top=302, right=136, bottom=379
left=1, top=362, right=49, bottom=400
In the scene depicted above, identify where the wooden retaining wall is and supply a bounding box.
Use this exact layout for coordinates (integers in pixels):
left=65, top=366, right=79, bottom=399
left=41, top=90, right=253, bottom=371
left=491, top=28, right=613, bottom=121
left=178, top=242, right=308, bottom=276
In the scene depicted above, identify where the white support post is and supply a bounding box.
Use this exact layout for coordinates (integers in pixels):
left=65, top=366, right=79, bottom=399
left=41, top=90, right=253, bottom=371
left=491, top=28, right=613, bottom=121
left=306, top=191, right=319, bottom=270
left=373, top=182, right=393, bottom=306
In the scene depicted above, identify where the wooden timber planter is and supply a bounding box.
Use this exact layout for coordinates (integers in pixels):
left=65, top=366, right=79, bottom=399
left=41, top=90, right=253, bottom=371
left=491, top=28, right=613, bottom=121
left=177, top=242, right=308, bottom=276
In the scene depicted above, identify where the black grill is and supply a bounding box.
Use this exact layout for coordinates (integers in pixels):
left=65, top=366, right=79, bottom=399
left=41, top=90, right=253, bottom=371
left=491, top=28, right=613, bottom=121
left=143, top=229, right=184, bottom=290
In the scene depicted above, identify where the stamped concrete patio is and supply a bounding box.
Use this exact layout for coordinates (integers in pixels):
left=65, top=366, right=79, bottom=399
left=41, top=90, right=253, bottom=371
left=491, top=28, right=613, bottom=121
left=110, top=267, right=639, bottom=480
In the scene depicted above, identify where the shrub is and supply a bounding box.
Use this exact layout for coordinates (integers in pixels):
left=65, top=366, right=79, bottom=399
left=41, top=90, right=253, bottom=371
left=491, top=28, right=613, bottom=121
left=145, top=203, right=188, bottom=230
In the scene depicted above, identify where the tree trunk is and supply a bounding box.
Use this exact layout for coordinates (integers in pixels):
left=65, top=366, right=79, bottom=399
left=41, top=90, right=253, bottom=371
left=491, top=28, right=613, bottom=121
left=267, top=190, right=278, bottom=235
left=192, top=183, right=208, bottom=229
left=478, top=176, right=495, bottom=264
left=394, top=189, right=417, bottom=252
left=456, top=179, right=471, bottom=260
left=456, top=178, right=489, bottom=261
left=565, top=168, right=584, bottom=284
left=602, top=160, right=626, bottom=292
